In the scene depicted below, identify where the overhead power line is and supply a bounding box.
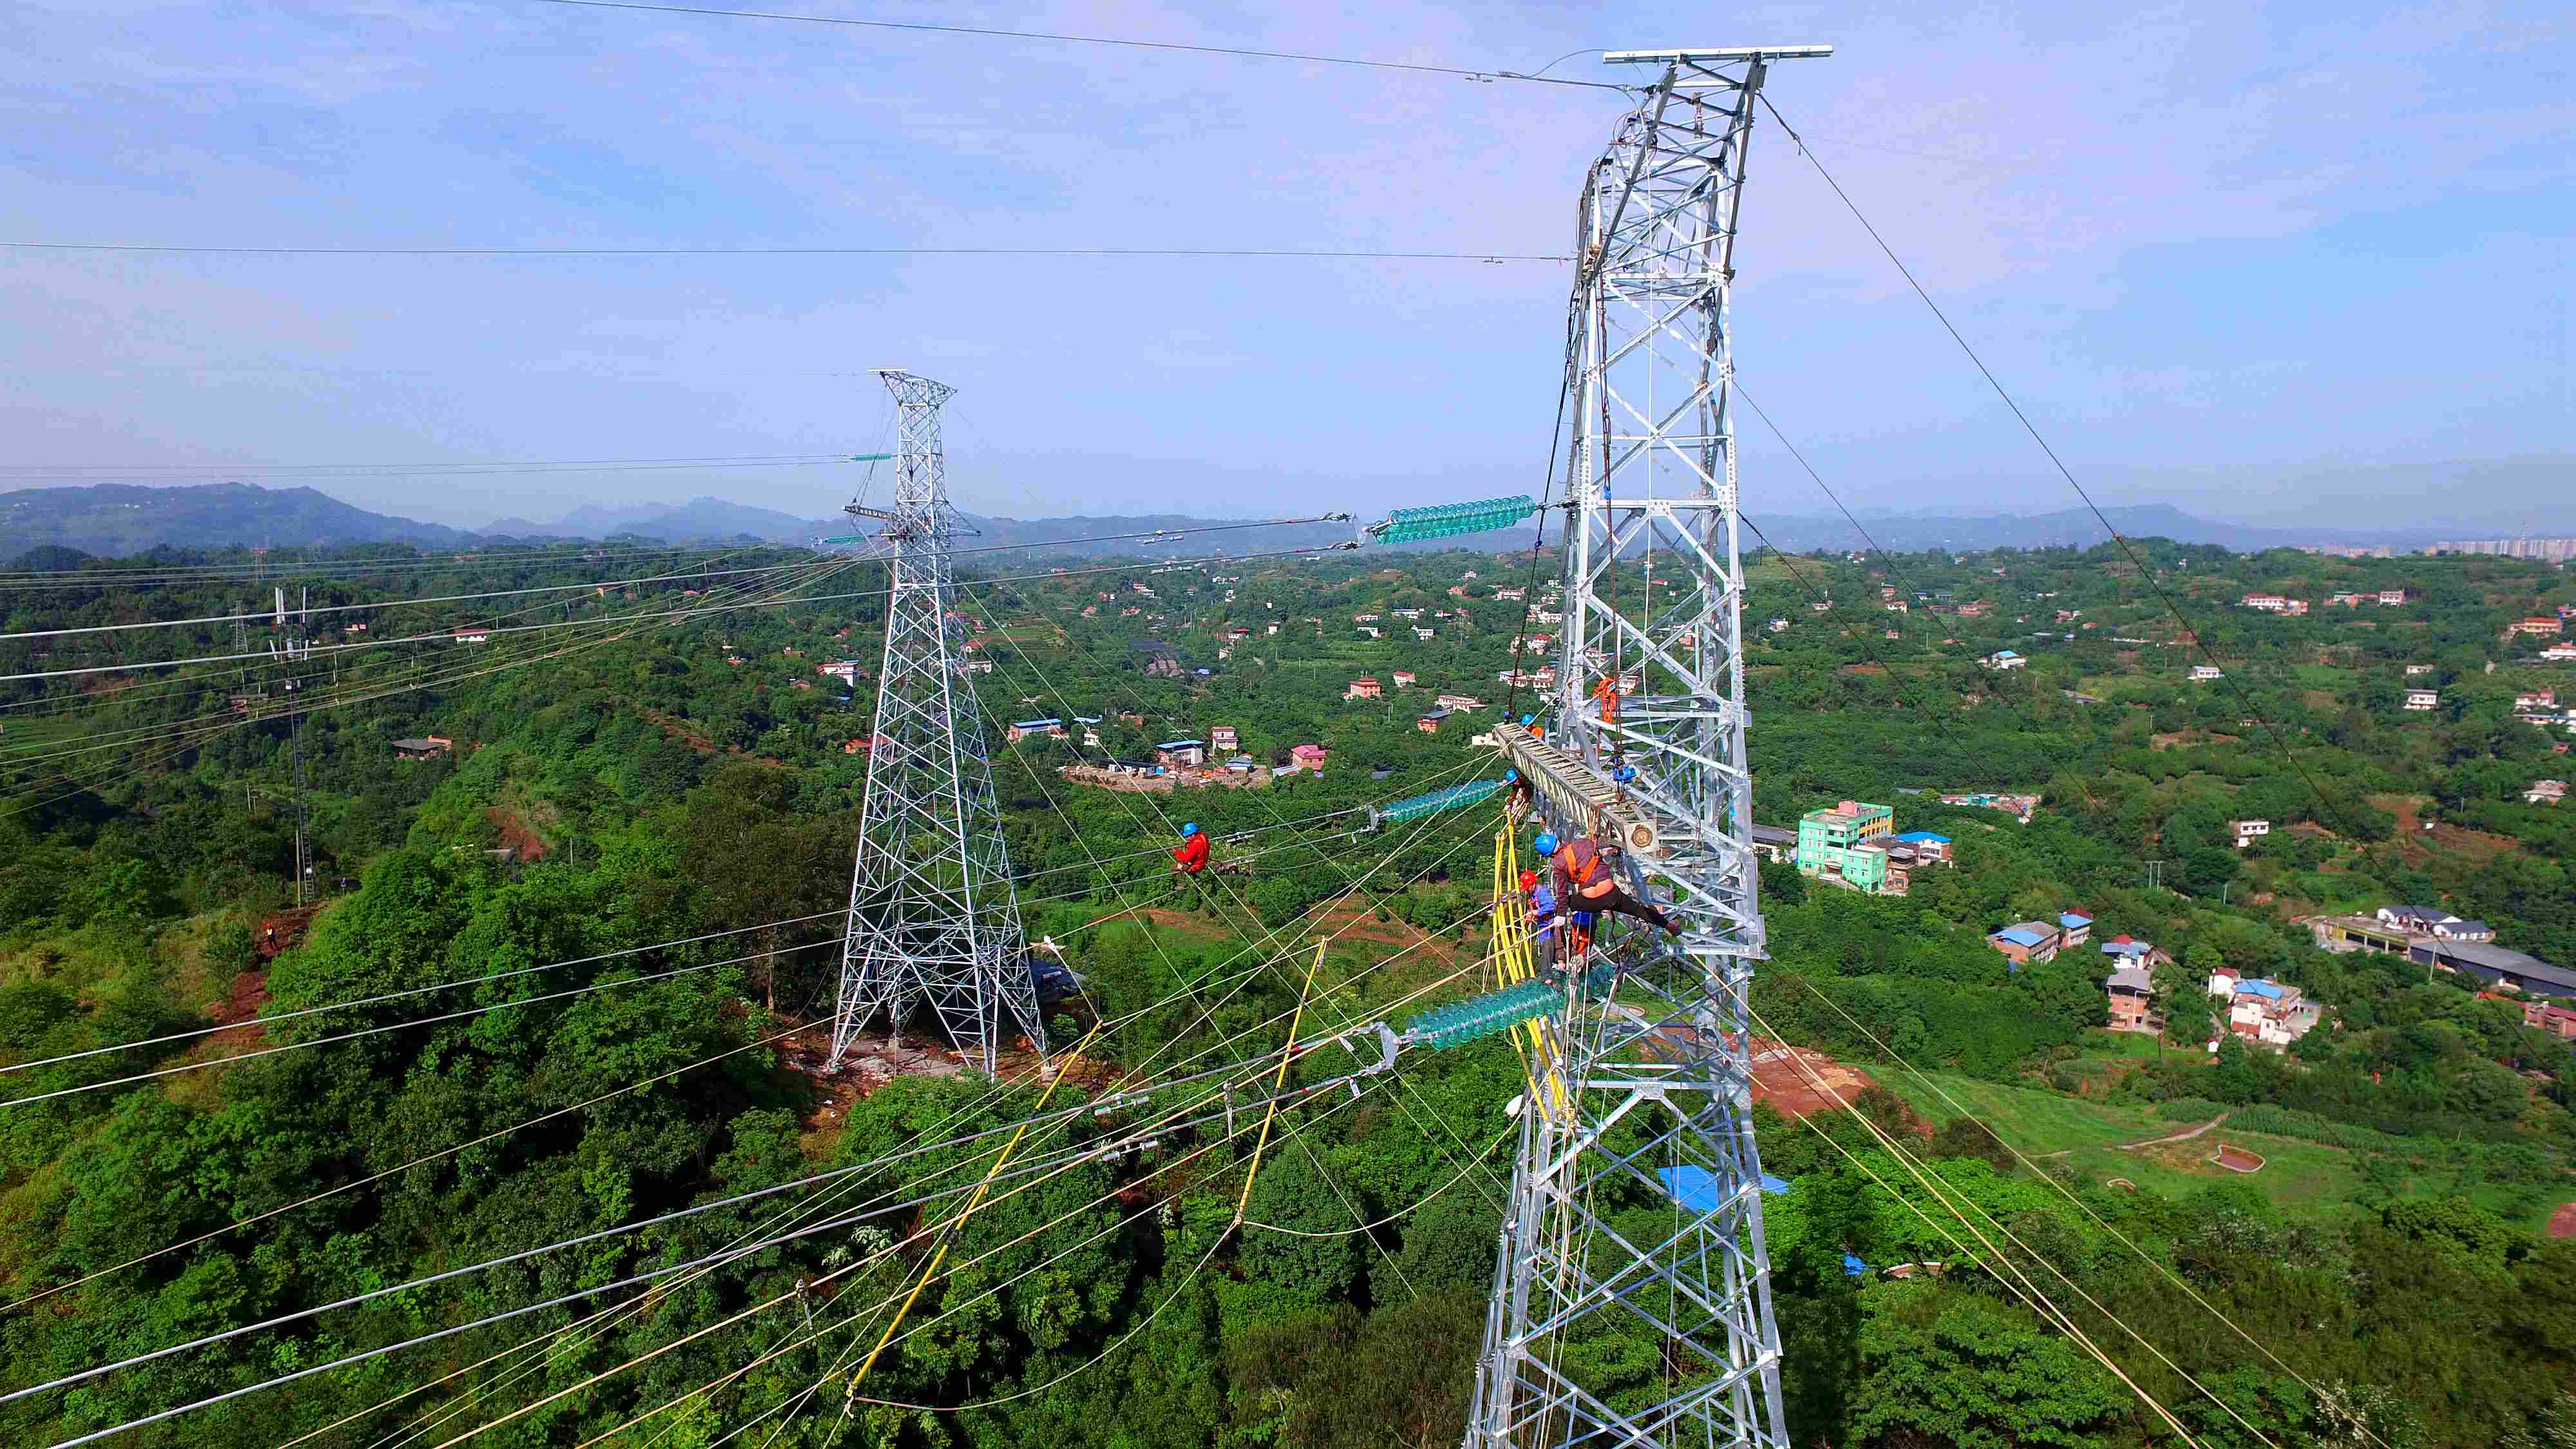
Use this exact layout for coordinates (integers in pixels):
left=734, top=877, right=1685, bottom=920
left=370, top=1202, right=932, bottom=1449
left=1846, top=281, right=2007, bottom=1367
left=5, top=242, right=1568, bottom=261
left=1761, top=95, right=2365, bottom=840
left=0, top=451, right=852, bottom=477
left=525, top=0, right=1630, bottom=90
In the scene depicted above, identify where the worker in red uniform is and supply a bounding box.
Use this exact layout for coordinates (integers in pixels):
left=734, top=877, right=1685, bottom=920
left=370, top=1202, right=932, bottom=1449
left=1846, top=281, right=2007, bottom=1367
left=1533, top=831, right=1680, bottom=934
left=1171, top=822, right=1210, bottom=875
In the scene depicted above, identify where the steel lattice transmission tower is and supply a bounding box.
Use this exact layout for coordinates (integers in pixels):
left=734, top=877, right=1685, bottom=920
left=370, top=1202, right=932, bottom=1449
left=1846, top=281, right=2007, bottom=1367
left=828, top=370, right=1045, bottom=1075
left=1471, top=46, right=1827, bottom=1448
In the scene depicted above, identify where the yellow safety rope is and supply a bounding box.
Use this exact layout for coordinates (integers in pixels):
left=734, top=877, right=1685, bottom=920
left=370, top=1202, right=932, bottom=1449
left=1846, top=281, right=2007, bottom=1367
left=1233, top=938, right=1327, bottom=1222
left=1490, top=826, right=1568, bottom=1121
left=846, top=1022, right=1102, bottom=1397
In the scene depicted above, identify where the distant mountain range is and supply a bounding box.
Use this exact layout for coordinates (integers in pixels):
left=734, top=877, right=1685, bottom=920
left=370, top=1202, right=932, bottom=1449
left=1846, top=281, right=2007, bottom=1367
left=6, top=481, right=2567, bottom=565
left=3, top=482, right=482, bottom=556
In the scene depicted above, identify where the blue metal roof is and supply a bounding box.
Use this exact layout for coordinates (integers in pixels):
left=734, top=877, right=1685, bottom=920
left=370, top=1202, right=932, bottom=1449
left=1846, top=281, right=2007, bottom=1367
left=1010, top=718, right=1061, bottom=729
left=1155, top=739, right=1204, bottom=750
left=2101, top=940, right=2150, bottom=956
left=1994, top=928, right=2047, bottom=947
left=1891, top=831, right=1951, bottom=844
left=2060, top=911, right=2093, bottom=928
left=2235, top=979, right=2287, bottom=999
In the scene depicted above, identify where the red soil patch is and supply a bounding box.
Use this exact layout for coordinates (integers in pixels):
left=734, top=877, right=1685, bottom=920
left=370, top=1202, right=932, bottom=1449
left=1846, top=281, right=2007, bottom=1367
left=2548, top=1200, right=2576, bottom=1239
left=1748, top=1040, right=1885, bottom=1122
left=2211, top=1144, right=2265, bottom=1173
left=254, top=904, right=322, bottom=961
left=184, top=971, right=273, bottom=1059
left=485, top=804, right=551, bottom=864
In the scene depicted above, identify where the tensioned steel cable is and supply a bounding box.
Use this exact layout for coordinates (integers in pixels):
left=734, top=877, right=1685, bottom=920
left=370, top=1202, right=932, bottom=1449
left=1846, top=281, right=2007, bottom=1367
left=525, top=0, right=1631, bottom=91
left=1758, top=93, right=2363, bottom=842
left=1, top=940, right=835, bottom=1108
left=0, top=551, right=823, bottom=748
left=35, top=931, right=1486, bottom=1443
left=0, top=553, right=843, bottom=818
left=0, top=544, right=1352, bottom=685
left=312, top=873, right=1488, bottom=1449
left=10, top=572, right=1484, bottom=1433
left=0, top=544, right=840, bottom=784
left=371, top=813, right=1496, bottom=1446
left=0, top=911, right=844, bottom=1080
left=10, top=590, right=1494, bottom=1433
left=0, top=559, right=831, bottom=641
left=0, top=542, right=755, bottom=592
left=1777, top=972, right=2378, bottom=1446
left=47, top=799, right=1492, bottom=1425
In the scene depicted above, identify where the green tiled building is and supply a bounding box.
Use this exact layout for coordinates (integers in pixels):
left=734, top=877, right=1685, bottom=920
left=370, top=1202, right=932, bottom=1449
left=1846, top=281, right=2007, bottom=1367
left=1795, top=800, right=1895, bottom=891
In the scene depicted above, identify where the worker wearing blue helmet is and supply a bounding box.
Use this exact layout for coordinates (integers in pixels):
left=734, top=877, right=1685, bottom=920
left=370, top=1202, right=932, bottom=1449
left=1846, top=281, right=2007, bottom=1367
left=1171, top=822, right=1209, bottom=875
left=1533, top=829, right=1680, bottom=936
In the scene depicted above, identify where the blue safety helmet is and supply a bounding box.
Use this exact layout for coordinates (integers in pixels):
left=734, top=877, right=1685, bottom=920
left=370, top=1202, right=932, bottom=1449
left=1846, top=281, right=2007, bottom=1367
left=1504, top=768, right=1518, bottom=782
left=1180, top=822, right=1200, bottom=837
left=1533, top=831, right=1560, bottom=855
left=1520, top=713, right=1536, bottom=726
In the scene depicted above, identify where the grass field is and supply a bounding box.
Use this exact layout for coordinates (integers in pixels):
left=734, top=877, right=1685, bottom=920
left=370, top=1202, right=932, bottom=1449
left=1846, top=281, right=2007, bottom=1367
left=2072, top=1029, right=2171, bottom=1060
left=1873, top=1067, right=2566, bottom=1231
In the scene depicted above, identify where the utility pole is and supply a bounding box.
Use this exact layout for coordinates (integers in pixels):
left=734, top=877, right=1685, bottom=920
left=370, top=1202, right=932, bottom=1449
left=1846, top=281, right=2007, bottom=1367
left=1472, top=46, right=1827, bottom=1449
left=2146, top=858, right=2164, bottom=893
left=827, top=370, right=1045, bottom=1075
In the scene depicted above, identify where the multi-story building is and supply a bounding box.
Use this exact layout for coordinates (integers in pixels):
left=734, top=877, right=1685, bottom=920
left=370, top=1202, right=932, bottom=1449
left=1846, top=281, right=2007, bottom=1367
left=1795, top=800, right=1895, bottom=892
left=2105, top=965, right=2157, bottom=1030
left=1988, top=922, right=2060, bottom=966
left=2228, top=818, right=2272, bottom=848
left=2214, top=978, right=2320, bottom=1048
left=2404, top=689, right=2441, bottom=711
left=1345, top=677, right=1382, bottom=700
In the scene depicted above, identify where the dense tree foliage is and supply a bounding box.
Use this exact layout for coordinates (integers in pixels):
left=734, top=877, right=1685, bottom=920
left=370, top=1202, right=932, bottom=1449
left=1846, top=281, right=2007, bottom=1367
left=2, top=534, right=2571, bottom=1444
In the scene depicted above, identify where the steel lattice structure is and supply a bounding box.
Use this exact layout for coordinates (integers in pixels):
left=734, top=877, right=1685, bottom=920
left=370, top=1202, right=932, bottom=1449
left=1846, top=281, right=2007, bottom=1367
left=828, top=370, right=1046, bottom=1075
left=1470, top=46, right=1827, bottom=1448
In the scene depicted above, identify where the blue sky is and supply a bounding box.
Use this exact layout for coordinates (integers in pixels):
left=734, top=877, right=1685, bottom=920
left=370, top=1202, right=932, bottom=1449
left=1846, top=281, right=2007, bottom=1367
left=0, top=1, right=2567, bottom=531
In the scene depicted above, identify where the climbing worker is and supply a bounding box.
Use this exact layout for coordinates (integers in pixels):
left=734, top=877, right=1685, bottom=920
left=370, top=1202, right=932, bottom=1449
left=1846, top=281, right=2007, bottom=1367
left=1171, top=822, right=1211, bottom=876
left=1537, top=831, right=1681, bottom=935
left=1523, top=866, right=1586, bottom=968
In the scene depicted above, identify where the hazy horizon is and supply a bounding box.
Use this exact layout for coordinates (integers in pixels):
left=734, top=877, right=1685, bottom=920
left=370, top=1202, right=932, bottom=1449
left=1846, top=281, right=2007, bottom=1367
left=3, top=3, right=2568, bottom=532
